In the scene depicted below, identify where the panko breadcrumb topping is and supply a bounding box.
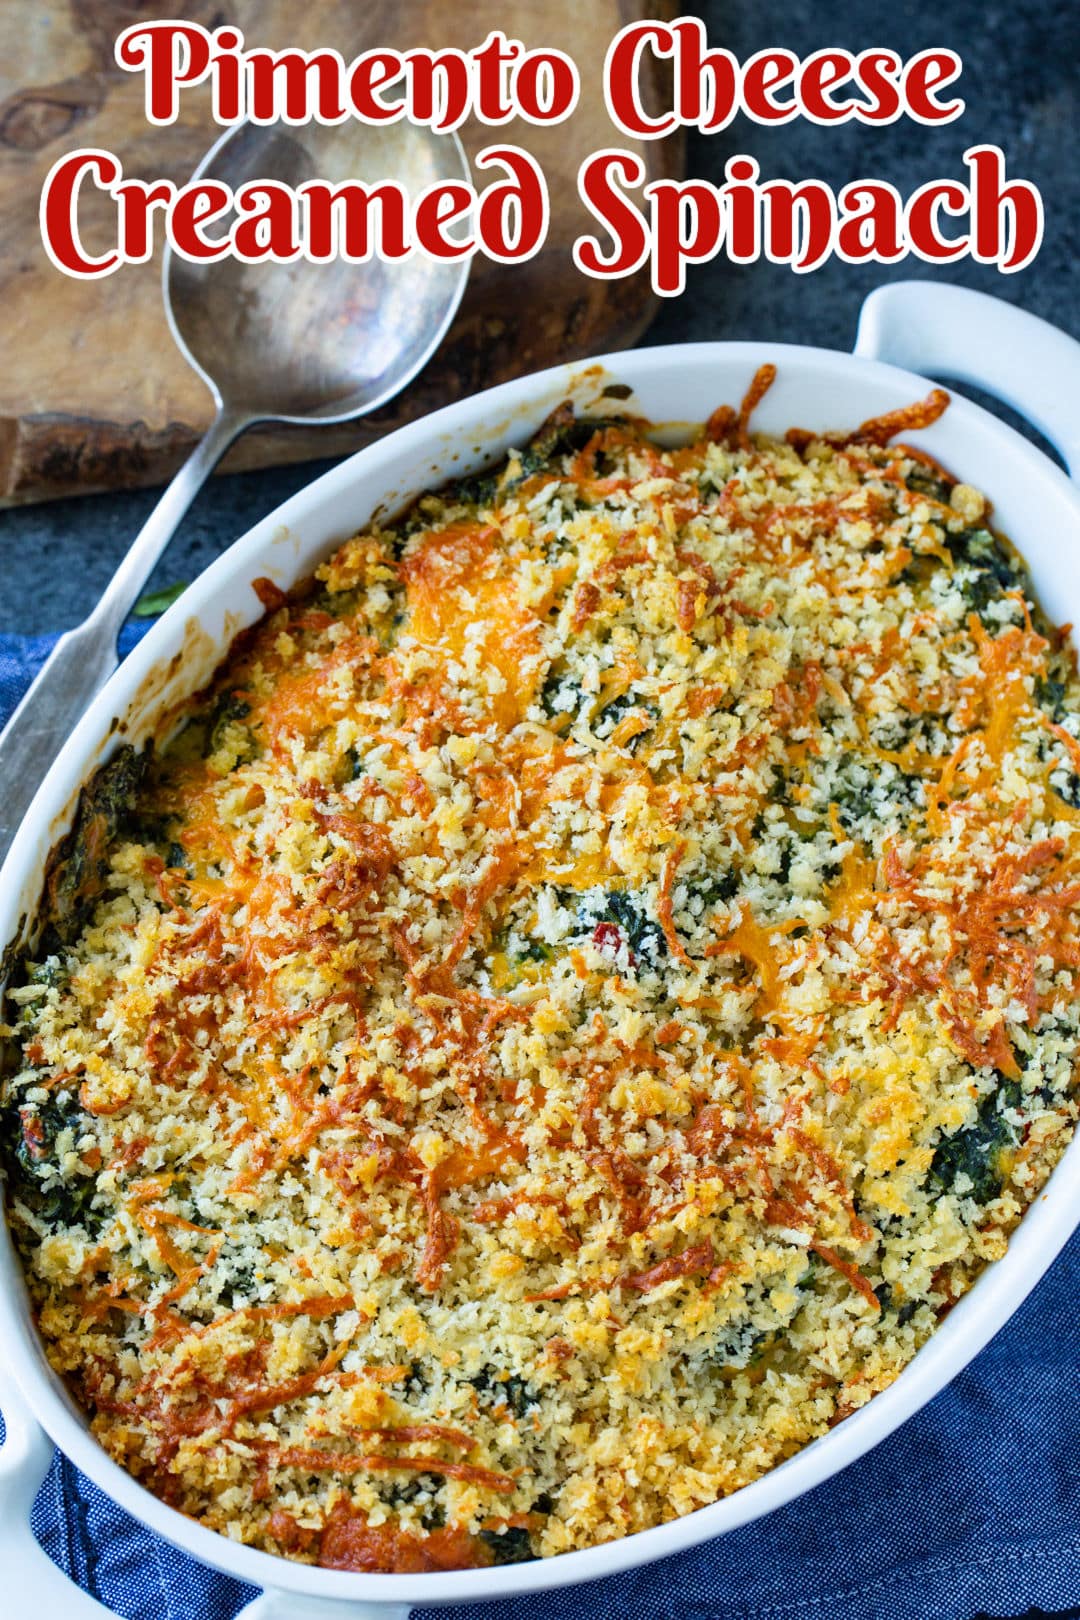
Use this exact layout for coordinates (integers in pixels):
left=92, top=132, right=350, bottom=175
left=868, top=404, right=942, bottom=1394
left=3, top=370, right=1079, bottom=1571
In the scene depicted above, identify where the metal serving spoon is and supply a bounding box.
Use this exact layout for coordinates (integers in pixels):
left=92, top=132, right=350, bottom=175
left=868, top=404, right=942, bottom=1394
left=0, top=120, right=470, bottom=864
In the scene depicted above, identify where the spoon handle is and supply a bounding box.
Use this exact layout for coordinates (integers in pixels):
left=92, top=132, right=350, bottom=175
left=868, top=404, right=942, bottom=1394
left=0, top=407, right=246, bottom=868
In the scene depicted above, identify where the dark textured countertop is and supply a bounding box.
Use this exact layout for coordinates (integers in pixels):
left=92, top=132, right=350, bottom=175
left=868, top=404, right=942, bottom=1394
left=1, top=0, right=1075, bottom=634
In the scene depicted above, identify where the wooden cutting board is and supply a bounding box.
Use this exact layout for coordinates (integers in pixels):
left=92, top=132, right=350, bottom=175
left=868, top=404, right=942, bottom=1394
left=0, top=0, right=680, bottom=504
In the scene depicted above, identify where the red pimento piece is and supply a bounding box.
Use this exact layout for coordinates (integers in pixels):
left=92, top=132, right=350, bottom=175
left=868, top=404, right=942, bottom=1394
left=592, top=921, right=631, bottom=963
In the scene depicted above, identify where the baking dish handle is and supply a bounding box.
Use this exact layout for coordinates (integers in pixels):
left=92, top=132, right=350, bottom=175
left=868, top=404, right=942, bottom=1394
left=0, top=1372, right=115, bottom=1617
left=853, top=280, right=1080, bottom=481
left=0, top=1373, right=412, bottom=1619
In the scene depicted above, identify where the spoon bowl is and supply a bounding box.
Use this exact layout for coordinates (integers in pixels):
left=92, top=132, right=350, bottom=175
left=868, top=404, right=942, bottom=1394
left=167, top=120, right=471, bottom=424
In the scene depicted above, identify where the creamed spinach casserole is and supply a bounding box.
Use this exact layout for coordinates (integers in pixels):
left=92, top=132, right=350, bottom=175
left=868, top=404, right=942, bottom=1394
left=3, top=371, right=1079, bottom=1572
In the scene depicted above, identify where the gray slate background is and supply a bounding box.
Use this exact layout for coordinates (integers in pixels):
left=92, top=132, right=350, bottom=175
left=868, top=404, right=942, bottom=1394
left=1, top=0, right=1076, bottom=632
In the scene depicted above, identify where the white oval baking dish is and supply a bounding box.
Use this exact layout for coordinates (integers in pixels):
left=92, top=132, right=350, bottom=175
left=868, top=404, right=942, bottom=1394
left=3, top=279, right=1080, bottom=1620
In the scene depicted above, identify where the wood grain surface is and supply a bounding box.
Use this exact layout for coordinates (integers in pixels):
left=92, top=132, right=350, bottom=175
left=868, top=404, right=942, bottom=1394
left=0, top=0, right=681, bottom=504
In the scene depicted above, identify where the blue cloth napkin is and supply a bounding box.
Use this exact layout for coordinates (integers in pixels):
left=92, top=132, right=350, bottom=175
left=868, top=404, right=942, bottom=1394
left=2, top=627, right=1078, bottom=1620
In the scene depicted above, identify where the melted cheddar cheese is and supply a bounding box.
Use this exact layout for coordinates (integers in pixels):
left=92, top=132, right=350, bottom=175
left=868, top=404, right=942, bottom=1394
left=4, top=375, right=1079, bottom=1569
